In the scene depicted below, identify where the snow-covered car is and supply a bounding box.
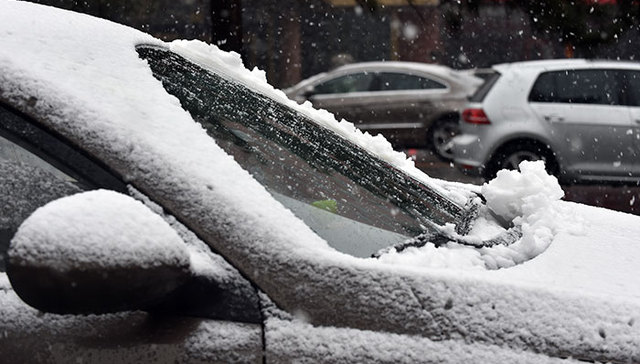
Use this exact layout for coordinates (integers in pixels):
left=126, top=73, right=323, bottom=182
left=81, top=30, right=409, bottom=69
left=1, top=2, right=639, bottom=363
left=284, top=62, right=482, bottom=159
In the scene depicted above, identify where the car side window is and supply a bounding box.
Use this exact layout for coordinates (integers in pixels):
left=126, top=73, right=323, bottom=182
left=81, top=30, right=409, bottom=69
left=528, top=72, right=556, bottom=103
left=529, top=69, right=621, bottom=105
left=377, top=72, right=447, bottom=91
left=0, top=104, right=126, bottom=272
left=313, top=72, right=376, bottom=94
left=0, top=103, right=261, bottom=322
left=620, top=70, right=640, bottom=107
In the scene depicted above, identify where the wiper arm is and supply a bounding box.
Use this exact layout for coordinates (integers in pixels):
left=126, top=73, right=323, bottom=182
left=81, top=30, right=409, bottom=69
left=372, top=225, right=522, bottom=258
left=372, top=193, right=523, bottom=258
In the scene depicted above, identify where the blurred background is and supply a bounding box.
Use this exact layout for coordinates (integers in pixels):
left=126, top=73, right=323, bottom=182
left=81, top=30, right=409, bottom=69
left=25, top=0, right=640, bottom=215
left=27, top=0, right=640, bottom=88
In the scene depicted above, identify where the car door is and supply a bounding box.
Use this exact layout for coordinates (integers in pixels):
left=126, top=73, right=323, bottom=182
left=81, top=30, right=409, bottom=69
left=307, top=71, right=377, bottom=124
left=0, top=104, right=263, bottom=363
left=528, top=69, right=637, bottom=180
left=620, top=69, right=640, bottom=179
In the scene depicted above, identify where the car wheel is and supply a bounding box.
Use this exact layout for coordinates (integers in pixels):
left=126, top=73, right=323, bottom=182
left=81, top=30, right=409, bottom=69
left=484, top=141, right=558, bottom=180
left=429, top=119, right=459, bottom=160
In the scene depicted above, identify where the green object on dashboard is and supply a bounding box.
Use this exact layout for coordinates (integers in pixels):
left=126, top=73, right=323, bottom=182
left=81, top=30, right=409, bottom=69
left=311, top=199, right=338, bottom=214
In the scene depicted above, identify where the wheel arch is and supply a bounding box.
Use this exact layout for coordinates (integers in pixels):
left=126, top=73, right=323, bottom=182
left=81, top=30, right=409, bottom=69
left=426, top=112, right=462, bottom=159
left=484, top=136, right=561, bottom=179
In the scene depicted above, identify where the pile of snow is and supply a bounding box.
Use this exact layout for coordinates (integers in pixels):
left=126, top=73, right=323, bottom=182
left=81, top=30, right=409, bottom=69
left=378, top=161, right=582, bottom=270
left=482, top=160, right=564, bottom=222
left=9, top=190, right=190, bottom=271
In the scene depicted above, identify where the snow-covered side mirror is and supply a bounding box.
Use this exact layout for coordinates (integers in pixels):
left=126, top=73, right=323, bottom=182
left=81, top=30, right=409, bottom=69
left=6, top=190, right=191, bottom=314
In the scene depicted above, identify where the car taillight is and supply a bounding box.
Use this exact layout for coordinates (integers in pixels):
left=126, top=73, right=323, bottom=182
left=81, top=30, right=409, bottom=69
left=462, top=108, right=491, bottom=124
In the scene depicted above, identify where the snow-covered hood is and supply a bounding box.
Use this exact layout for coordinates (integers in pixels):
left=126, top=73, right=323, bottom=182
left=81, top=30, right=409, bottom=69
left=1, top=2, right=639, bottom=360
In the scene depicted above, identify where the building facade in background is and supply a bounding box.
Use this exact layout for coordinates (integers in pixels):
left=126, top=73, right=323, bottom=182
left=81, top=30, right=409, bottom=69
left=29, top=0, right=640, bottom=88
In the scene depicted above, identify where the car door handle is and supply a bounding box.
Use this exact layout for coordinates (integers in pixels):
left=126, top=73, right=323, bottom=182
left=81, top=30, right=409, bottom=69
left=544, top=115, right=564, bottom=122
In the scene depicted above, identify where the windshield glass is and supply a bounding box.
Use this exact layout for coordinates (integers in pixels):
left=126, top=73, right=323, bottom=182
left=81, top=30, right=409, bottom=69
left=138, top=46, right=465, bottom=257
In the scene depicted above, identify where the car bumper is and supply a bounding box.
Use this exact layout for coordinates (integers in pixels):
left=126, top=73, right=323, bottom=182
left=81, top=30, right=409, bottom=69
left=450, top=134, right=486, bottom=175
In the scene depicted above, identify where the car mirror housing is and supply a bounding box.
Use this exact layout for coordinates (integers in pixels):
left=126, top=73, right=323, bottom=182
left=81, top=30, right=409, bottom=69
left=7, top=190, right=191, bottom=315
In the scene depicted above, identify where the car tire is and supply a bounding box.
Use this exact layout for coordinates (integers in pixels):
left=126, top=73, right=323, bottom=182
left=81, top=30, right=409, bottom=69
left=484, top=141, right=558, bottom=180
left=428, top=118, right=459, bottom=161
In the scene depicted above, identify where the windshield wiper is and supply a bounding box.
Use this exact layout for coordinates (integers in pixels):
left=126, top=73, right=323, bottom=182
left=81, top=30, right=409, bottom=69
left=372, top=193, right=523, bottom=257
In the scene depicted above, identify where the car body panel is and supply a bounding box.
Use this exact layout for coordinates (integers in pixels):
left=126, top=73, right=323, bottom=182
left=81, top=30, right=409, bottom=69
left=530, top=102, right=639, bottom=178
left=260, top=295, right=579, bottom=364
left=1, top=275, right=263, bottom=364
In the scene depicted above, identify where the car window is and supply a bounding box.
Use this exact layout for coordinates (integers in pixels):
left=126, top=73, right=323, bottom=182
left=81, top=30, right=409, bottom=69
left=377, top=72, right=447, bottom=91
left=0, top=104, right=126, bottom=272
left=469, top=71, right=500, bottom=102
left=313, top=72, right=376, bottom=94
left=0, top=103, right=261, bottom=322
left=138, top=46, right=467, bottom=257
left=619, top=70, right=640, bottom=107
left=529, top=69, right=621, bottom=105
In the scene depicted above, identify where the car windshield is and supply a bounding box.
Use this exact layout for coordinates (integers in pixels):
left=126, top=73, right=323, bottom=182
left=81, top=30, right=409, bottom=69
left=138, top=46, right=469, bottom=257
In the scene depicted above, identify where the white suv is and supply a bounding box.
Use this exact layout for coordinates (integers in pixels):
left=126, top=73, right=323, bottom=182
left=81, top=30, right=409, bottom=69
left=451, top=59, right=640, bottom=183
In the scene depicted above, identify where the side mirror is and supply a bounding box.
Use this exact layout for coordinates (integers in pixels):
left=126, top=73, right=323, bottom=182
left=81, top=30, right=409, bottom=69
left=7, top=190, right=191, bottom=314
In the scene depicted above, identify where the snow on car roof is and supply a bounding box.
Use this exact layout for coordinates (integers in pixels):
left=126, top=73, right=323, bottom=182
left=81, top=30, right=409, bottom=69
left=0, top=0, right=474, bottom=262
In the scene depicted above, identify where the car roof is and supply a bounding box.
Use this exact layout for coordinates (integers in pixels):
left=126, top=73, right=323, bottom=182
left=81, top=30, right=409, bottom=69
left=332, top=61, right=454, bottom=76
left=286, top=61, right=481, bottom=93
left=493, top=58, right=640, bottom=73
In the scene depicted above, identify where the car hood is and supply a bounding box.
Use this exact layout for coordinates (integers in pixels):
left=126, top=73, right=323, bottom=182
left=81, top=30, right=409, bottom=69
left=489, top=202, right=640, bottom=302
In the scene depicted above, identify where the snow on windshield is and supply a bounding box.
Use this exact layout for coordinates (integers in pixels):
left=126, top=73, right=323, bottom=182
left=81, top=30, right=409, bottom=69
left=8, top=190, right=190, bottom=270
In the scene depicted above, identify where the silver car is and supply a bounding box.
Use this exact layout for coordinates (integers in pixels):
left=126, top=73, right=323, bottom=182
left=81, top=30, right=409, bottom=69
left=285, top=62, right=482, bottom=158
left=451, top=59, right=640, bottom=183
